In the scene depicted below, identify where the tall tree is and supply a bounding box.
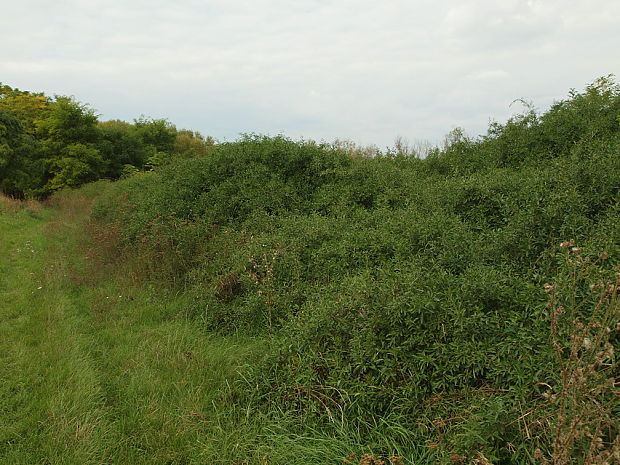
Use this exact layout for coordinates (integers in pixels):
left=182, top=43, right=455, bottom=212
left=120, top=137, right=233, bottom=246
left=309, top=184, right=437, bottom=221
left=35, top=96, right=104, bottom=193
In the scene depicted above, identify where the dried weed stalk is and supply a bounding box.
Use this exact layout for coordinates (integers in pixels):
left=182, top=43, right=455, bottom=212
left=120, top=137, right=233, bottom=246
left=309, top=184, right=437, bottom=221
left=537, top=242, right=619, bottom=465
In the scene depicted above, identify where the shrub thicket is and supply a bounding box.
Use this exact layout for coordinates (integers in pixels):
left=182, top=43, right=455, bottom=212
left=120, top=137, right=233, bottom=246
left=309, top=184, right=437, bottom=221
left=92, top=78, right=619, bottom=463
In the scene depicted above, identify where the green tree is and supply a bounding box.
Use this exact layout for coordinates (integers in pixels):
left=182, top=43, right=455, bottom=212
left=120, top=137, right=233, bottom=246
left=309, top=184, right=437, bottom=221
left=0, top=83, right=49, bottom=134
left=134, top=117, right=177, bottom=153
left=35, top=97, right=99, bottom=148
left=35, top=96, right=104, bottom=193
left=46, top=143, right=105, bottom=190
left=173, top=129, right=215, bottom=157
left=0, top=108, right=43, bottom=197
left=97, top=120, right=148, bottom=178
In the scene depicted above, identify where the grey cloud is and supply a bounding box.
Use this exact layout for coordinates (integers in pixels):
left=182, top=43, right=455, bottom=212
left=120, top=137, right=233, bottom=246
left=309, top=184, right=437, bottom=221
left=1, top=0, right=618, bottom=147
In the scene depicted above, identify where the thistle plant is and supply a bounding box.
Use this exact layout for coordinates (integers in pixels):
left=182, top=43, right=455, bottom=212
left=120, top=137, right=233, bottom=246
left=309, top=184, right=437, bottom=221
left=535, top=242, right=619, bottom=465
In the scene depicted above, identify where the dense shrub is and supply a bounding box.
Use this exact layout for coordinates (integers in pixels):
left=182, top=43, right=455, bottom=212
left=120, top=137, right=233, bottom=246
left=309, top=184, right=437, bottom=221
left=91, top=78, right=620, bottom=462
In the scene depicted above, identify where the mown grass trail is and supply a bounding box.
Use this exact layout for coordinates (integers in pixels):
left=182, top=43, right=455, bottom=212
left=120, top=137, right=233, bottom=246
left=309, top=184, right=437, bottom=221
left=0, top=197, right=266, bottom=464
left=0, top=203, right=112, bottom=463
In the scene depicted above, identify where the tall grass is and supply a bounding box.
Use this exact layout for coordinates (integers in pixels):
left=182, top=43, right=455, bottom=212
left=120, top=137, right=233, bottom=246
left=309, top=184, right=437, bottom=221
left=0, top=193, right=43, bottom=214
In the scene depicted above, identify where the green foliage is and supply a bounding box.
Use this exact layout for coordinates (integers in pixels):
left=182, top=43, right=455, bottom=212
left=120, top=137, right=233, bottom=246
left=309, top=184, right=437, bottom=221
left=173, top=129, right=215, bottom=157
left=36, top=96, right=99, bottom=147
left=0, top=84, right=50, bottom=134
left=91, top=77, right=620, bottom=462
left=46, top=143, right=106, bottom=190
left=532, top=244, right=619, bottom=465
left=0, top=83, right=216, bottom=198
left=97, top=120, right=148, bottom=178
left=133, top=117, right=177, bottom=153
left=0, top=109, right=43, bottom=197
left=2, top=76, right=619, bottom=464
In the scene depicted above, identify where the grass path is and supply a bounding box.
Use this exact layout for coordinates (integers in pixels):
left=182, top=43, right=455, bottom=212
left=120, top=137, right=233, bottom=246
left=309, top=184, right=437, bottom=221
left=0, top=199, right=263, bottom=464
left=0, top=205, right=110, bottom=463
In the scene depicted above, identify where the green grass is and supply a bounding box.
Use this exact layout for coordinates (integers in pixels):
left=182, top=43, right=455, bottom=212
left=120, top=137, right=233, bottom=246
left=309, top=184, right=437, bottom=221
left=0, top=194, right=430, bottom=464
left=0, top=198, right=256, bottom=464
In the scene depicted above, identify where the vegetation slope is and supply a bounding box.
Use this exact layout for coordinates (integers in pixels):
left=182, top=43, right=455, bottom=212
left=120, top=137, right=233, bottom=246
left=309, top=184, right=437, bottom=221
left=90, top=77, right=619, bottom=464
left=1, top=77, right=618, bottom=464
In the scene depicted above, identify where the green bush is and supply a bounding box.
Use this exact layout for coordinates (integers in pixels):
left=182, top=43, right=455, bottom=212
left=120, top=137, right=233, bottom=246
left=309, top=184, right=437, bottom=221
left=91, top=78, right=620, bottom=462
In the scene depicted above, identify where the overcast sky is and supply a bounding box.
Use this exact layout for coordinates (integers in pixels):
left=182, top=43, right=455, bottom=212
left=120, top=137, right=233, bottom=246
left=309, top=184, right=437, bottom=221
left=1, top=0, right=618, bottom=148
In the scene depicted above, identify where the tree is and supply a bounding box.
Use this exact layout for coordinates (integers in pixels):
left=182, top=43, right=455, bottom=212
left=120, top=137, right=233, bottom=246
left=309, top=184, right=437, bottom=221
left=0, top=108, right=43, bottom=197
left=97, top=120, right=148, bottom=178
left=35, top=96, right=104, bottom=193
left=0, top=83, right=49, bottom=134
left=173, top=129, right=215, bottom=157
left=46, top=143, right=105, bottom=190
left=134, top=117, right=177, bottom=153
left=35, top=96, right=99, bottom=148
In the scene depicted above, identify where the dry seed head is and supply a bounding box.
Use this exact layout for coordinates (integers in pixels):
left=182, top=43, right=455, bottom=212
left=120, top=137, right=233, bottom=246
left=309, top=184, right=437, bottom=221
left=600, top=251, right=608, bottom=260
left=473, top=453, right=494, bottom=465
left=595, top=344, right=614, bottom=362
left=551, top=306, right=565, bottom=318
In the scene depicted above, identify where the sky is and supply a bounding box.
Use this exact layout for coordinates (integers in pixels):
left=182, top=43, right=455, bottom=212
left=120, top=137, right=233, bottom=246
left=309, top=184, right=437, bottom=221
left=1, top=0, right=618, bottom=149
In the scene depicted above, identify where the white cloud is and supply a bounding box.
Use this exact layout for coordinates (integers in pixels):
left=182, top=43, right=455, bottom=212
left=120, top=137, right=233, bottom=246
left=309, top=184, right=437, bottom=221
left=468, top=70, right=511, bottom=81
left=1, top=0, right=618, bottom=147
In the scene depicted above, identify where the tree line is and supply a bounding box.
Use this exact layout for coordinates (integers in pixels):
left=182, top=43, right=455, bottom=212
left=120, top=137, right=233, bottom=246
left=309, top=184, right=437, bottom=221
left=0, top=83, right=214, bottom=198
